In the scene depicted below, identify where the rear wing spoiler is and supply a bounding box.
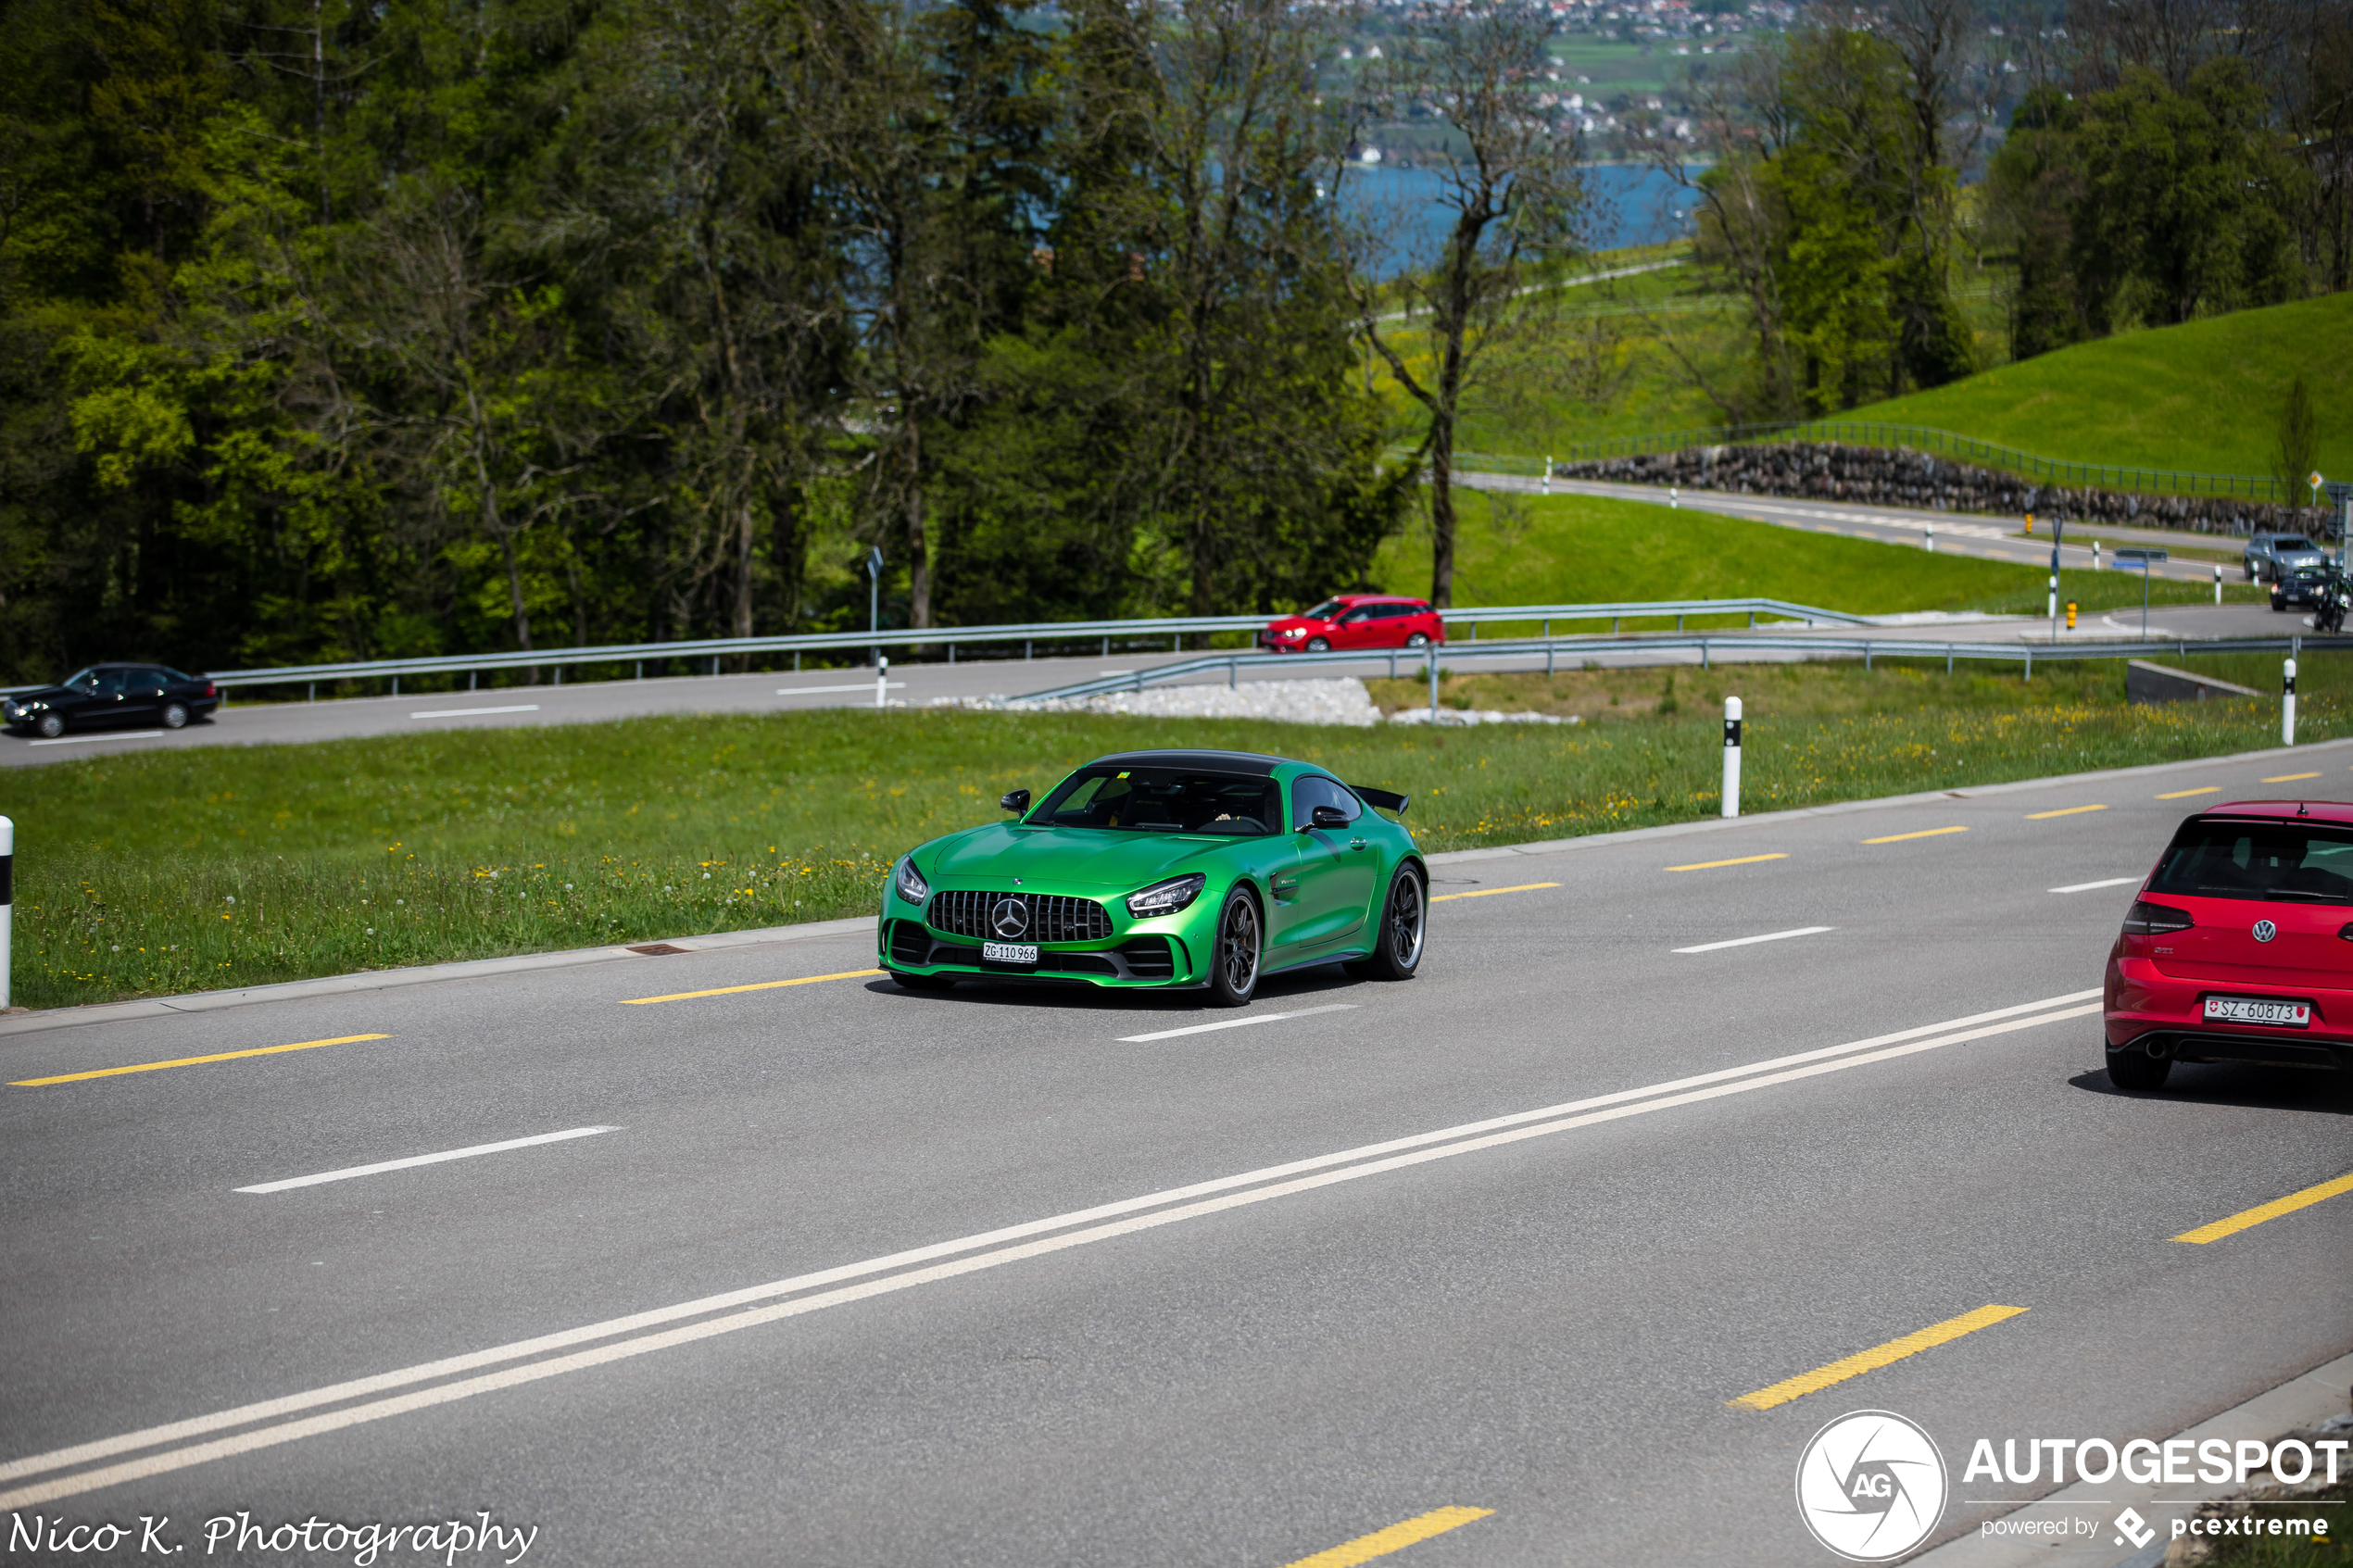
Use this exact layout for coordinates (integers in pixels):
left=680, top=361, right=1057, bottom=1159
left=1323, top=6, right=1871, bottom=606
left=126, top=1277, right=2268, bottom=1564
left=1350, top=784, right=1409, bottom=817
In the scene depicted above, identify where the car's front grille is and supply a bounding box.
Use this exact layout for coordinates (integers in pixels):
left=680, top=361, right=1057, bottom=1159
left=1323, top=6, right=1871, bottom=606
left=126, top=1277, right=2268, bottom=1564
left=927, top=890, right=1113, bottom=944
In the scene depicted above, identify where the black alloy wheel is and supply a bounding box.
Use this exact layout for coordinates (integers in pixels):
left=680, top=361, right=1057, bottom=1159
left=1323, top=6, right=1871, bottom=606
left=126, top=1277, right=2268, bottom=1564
left=1305, top=636, right=1331, bottom=653
left=1349, top=866, right=1426, bottom=982
left=1207, top=887, right=1262, bottom=1007
left=1404, top=631, right=1430, bottom=648
left=161, top=702, right=190, bottom=730
left=34, top=712, right=63, bottom=738
left=2106, top=1047, right=2171, bottom=1091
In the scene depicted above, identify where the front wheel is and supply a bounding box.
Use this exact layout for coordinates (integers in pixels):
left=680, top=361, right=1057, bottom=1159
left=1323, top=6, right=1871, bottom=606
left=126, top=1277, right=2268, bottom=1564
left=2271, top=596, right=2286, bottom=611
left=1349, top=865, right=1426, bottom=982
left=1304, top=636, right=1331, bottom=653
left=1207, top=887, right=1263, bottom=1007
left=2106, top=1047, right=2171, bottom=1090
left=161, top=701, right=190, bottom=729
left=34, top=713, right=64, bottom=739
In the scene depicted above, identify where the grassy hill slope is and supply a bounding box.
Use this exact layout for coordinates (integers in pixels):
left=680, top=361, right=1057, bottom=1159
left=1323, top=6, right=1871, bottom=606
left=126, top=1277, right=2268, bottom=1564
left=1843, top=293, right=2353, bottom=481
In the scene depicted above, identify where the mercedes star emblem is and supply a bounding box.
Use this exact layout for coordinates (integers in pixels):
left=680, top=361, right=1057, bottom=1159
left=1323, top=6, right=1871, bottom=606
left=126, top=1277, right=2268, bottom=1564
left=991, top=897, right=1029, bottom=938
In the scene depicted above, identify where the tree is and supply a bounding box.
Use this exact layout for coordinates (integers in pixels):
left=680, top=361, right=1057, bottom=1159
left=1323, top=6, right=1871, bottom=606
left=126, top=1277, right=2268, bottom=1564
left=2272, top=371, right=2321, bottom=512
left=1351, top=0, right=1585, bottom=609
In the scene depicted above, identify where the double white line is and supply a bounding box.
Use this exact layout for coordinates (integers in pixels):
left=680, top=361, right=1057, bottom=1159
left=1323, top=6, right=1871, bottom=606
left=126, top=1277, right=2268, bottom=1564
left=0, top=988, right=2101, bottom=1508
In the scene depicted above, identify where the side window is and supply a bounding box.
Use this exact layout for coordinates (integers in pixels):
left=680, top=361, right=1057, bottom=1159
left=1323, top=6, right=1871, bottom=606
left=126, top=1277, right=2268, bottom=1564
left=1340, top=608, right=1373, bottom=624
left=94, top=671, right=129, bottom=696
left=1293, top=777, right=1360, bottom=829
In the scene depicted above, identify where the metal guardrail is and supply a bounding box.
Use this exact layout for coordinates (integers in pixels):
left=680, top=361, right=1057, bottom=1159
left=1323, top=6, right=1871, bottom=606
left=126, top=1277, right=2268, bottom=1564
left=1013, top=631, right=2350, bottom=705
left=1552, top=420, right=2288, bottom=505
left=0, top=598, right=1868, bottom=699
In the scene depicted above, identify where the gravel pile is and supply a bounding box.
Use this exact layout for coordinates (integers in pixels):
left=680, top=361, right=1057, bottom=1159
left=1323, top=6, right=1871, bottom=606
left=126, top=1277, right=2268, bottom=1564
left=1388, top=707, right=1579, bottom=726
left=940, top=678, right=1385, bottom=726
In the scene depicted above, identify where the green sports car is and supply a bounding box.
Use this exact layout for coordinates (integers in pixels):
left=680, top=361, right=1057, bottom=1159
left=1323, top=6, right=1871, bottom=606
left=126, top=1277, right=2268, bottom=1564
left=878, top=748, right=1428, bottom=1006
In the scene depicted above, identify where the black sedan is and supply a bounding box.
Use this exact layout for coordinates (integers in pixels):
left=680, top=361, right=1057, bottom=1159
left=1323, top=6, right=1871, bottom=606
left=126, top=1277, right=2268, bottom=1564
left=3, top=664, right=220, bottom=739
left=2271, top=564, right=2339, bottom=612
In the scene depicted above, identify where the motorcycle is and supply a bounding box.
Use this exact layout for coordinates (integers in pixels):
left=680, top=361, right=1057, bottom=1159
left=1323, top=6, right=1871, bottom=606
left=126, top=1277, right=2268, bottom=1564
left=2317, top=569, right=2352, bottom=635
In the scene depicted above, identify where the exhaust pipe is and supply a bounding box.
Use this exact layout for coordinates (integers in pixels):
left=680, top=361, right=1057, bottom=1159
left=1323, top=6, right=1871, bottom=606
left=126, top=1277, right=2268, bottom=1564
left=2145, top=1038, right=2171, bottom=1060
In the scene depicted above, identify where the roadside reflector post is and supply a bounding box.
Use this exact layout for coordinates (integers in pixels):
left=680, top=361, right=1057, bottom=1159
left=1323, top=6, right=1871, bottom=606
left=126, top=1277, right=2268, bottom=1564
left=1543, top=456, right=1552, bottom=495
left=2093, top=541, right=2102, bottom=571
left=876, top=656, right=888, bottom=710
left=2213, top=562, right=2223, bottom=604
left=1721, top=698, right=1743, bottom=818
left=1924, top=522, right=1935, bottom=552
left=1670, top=485, right=1679, bottom=509
left=0, top=815, right=12, bottom=1010
left=2284, top=658, right=2297, bottom=745
left=1428, top=646, right=1439, bottom=720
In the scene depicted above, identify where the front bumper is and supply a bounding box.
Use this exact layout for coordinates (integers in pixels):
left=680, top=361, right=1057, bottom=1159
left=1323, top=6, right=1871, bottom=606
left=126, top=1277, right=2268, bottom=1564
left=2105, top=956, right=2353, bottom=1071
left=877, top=887, right=1208, bottom=987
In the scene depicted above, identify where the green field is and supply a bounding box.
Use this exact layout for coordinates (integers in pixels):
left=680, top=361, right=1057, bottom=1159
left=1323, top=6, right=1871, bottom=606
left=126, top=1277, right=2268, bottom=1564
left=1368, top=490, right=2267, bottom=617
left=10, top=641, right=2341, bottom=1010
left=1843, top=293, right=2353, bottom=480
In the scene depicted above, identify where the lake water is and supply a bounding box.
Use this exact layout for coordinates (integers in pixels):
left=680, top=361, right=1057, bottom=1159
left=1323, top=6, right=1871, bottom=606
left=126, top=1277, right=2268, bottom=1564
left=1338, top=163, right=1697, bottom=276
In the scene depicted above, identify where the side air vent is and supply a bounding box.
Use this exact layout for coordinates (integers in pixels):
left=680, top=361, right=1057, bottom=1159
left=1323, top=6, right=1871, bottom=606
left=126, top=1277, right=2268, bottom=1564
left=1118, top=936, right=1176, bottom=979
left=887, top=921, right=929, bottom=967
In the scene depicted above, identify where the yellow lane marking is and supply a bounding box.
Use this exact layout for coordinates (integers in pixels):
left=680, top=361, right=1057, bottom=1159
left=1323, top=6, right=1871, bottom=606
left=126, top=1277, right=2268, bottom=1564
left=1862, top=826, right=1969, bottom=845
left=1279, top=1508, right=1496, bottom=1568
left=2157, top=787, right=2221, bottom=799
left=2026, top=804, right=2108, bottom=820
left=11, top=1035, right=392, bottom=1087
left=2174, top=1172, right=2353, bottom=1245
left=1666, top=853, right=1789, bottom=872
left=2261, top=772, right=2322, bottom=784
left=620, top=969, right=885, bottom=1005
left=1430, top=882, right=1561, bottom=903
left=1730, top=1305, right=2028, bottom=1411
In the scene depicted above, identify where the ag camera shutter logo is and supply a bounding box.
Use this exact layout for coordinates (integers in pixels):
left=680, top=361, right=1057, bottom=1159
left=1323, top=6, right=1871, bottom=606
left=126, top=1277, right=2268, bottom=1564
left=1795, top=1410, right=1948, bottom=1562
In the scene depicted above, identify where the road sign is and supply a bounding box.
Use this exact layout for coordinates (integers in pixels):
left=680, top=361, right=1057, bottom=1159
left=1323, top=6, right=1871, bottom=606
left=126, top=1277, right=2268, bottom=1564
left=2114, top=548, right=2169, bottom=563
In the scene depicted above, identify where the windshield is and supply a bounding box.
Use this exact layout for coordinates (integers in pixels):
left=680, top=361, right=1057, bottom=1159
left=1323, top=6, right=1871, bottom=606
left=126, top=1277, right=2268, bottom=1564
left=2148, top=821, right=2353, bottom=905
left=1300, top=599, right=1343, bottom=621
left=2276, top=538, right=2318, bottom=553
left=1030, top=765, right=1280, bottom=835
left=61, top=668, right=97, bottom=692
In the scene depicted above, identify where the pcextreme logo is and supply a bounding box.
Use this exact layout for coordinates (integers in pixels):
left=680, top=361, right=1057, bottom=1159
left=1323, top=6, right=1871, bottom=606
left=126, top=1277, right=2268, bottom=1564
left=1795, top=1411, right=1950, bottom=1562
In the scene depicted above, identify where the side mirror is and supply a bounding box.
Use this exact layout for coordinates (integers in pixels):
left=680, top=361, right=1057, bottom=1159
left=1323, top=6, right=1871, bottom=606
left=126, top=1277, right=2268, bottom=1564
left=1308, top=805, right=1351, bottom=831
left=1000, top=788, right=1031, bottom=815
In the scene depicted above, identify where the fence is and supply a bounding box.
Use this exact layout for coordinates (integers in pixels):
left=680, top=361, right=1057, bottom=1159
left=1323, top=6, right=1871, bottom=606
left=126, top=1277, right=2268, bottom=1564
left=1013, top=631, right=2348, bottom=708
left=1550, top=420, right=2285, bottom=504
left=0, top=598, right=1869, bottom=700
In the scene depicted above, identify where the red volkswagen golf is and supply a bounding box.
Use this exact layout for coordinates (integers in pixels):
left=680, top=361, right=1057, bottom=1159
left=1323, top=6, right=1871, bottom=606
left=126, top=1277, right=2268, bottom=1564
left=2104, top=800, right=2353, bottom=1089
left=1258, top=596, right=1445, bottom=654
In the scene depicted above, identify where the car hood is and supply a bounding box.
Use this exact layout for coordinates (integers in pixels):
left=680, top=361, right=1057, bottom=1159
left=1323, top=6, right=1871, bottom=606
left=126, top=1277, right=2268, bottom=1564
left=918, top=822, right=1242, bottom=890
left=5, top=687, right=67, bottom=705
left=1265, top=615, right=1333, bottom=633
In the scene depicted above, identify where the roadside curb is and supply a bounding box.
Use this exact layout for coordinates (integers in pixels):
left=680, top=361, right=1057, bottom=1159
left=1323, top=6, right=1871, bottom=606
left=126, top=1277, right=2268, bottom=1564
left=1909, top=1348, right=2353, bottom=1568
left=7, top=734, right=2347, bottom=1040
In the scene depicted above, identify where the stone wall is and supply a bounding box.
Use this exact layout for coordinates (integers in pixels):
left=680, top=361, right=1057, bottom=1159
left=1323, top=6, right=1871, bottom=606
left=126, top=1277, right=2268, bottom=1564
left=1550, top=443, right=2328, bottom=537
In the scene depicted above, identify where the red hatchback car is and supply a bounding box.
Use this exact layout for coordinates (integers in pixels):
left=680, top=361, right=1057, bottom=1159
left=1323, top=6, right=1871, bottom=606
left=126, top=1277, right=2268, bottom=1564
left=1259, top=595, right=1446, bottom=654
left=2104, top=800, right=2353, bottom=1089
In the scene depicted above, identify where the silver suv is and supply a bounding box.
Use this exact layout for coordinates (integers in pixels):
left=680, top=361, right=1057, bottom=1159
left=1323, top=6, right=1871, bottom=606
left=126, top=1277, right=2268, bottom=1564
left=2244, top=533, right=2327, bottom=582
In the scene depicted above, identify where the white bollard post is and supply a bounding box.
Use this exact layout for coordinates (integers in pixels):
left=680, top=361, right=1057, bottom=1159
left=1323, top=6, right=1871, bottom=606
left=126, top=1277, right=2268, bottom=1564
left=1721, top=697, right=1743, bottom=818
left=1924, top=523, right=1935, bottom=552
left=2213, top=562, right=2222, bottom=604
left=1543, top=456, right=1552, bottom=495
left=875, top=656, right=888, bottom=710
left=2284, top=658, right=2297, bottom=746
left=2093, top=541, right=2103, bottom=571
left=2047, top=573, right=2058, bottom=628
left=1669, top=485, right=1680, bottom=509
left=0, top=815, right=12, bottom=1009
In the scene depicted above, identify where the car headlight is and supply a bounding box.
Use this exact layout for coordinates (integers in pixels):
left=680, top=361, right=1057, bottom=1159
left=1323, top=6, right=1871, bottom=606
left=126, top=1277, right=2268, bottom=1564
left=1126, top=873, right=1205, bottom=919
left=1283, top=627, right=1304, bottom=638
left=895, top=859, right=930, bottom=904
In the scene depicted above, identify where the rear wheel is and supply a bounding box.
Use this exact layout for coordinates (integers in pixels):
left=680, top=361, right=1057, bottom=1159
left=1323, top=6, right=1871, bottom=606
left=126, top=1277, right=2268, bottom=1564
left=889, top=970, right=957, bottom=992
left=1403, top=631, right=1430, bottom=648
left=1347, top=865, right=1426, bottom=982
left=160, top=701, right=190, bottom=729
left=2107, top=1047, right=2171, bottom=1090
left=1207, top=887, right=1262, bottom=1007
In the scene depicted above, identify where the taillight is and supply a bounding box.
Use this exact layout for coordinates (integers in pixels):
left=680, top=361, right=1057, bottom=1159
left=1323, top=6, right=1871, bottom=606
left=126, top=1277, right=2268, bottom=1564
left=2122, top=900, right=2194, bottom=935
left=204, top=683, right=216, bottom=696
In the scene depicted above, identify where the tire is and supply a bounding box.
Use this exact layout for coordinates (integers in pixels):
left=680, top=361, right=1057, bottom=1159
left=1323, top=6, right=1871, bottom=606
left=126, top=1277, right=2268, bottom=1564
left=2107, top=1047, right=2171, bottom=1091
left=2271, top=596, right=2285, bottom=612
left=1348, top=865, right=1427, bottom=982
left=1206, top=886, right=1263, bottom=1007
left=1404, top=632, right=1430, bottom=648
left=34, top=713, right=63, bottom=739
left=889, top=970, right=956, bottom=992
left=160, top=702, right=189, bottom=730
left=1305, top=636, right=1331, bottom=653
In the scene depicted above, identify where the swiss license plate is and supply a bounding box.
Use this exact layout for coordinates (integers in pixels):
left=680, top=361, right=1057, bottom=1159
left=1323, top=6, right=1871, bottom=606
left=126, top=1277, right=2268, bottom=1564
left=982, top=942, right=1039, bottom=966
left=2204, top=996, right=2310, bottom=1028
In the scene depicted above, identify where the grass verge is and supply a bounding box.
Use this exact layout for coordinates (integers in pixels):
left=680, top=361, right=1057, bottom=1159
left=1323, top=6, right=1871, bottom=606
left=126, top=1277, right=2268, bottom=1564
left=10, top=653, right=2347, bottom=1011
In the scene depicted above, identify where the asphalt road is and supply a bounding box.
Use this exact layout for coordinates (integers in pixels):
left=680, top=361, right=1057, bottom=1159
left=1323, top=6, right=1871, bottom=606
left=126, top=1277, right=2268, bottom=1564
left=3, top=745, right=2347, bottom=1565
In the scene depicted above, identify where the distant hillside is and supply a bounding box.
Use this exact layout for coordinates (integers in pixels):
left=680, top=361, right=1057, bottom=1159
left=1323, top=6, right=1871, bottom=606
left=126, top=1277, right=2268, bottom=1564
left=1845, top=294, right=2353, bottom=483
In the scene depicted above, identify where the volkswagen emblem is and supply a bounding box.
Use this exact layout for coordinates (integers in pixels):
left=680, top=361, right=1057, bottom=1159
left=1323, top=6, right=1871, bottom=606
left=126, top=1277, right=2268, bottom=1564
left=2253, top=920, right=2278, bottom=943
left=991, top=897, right=1029, bottom=938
